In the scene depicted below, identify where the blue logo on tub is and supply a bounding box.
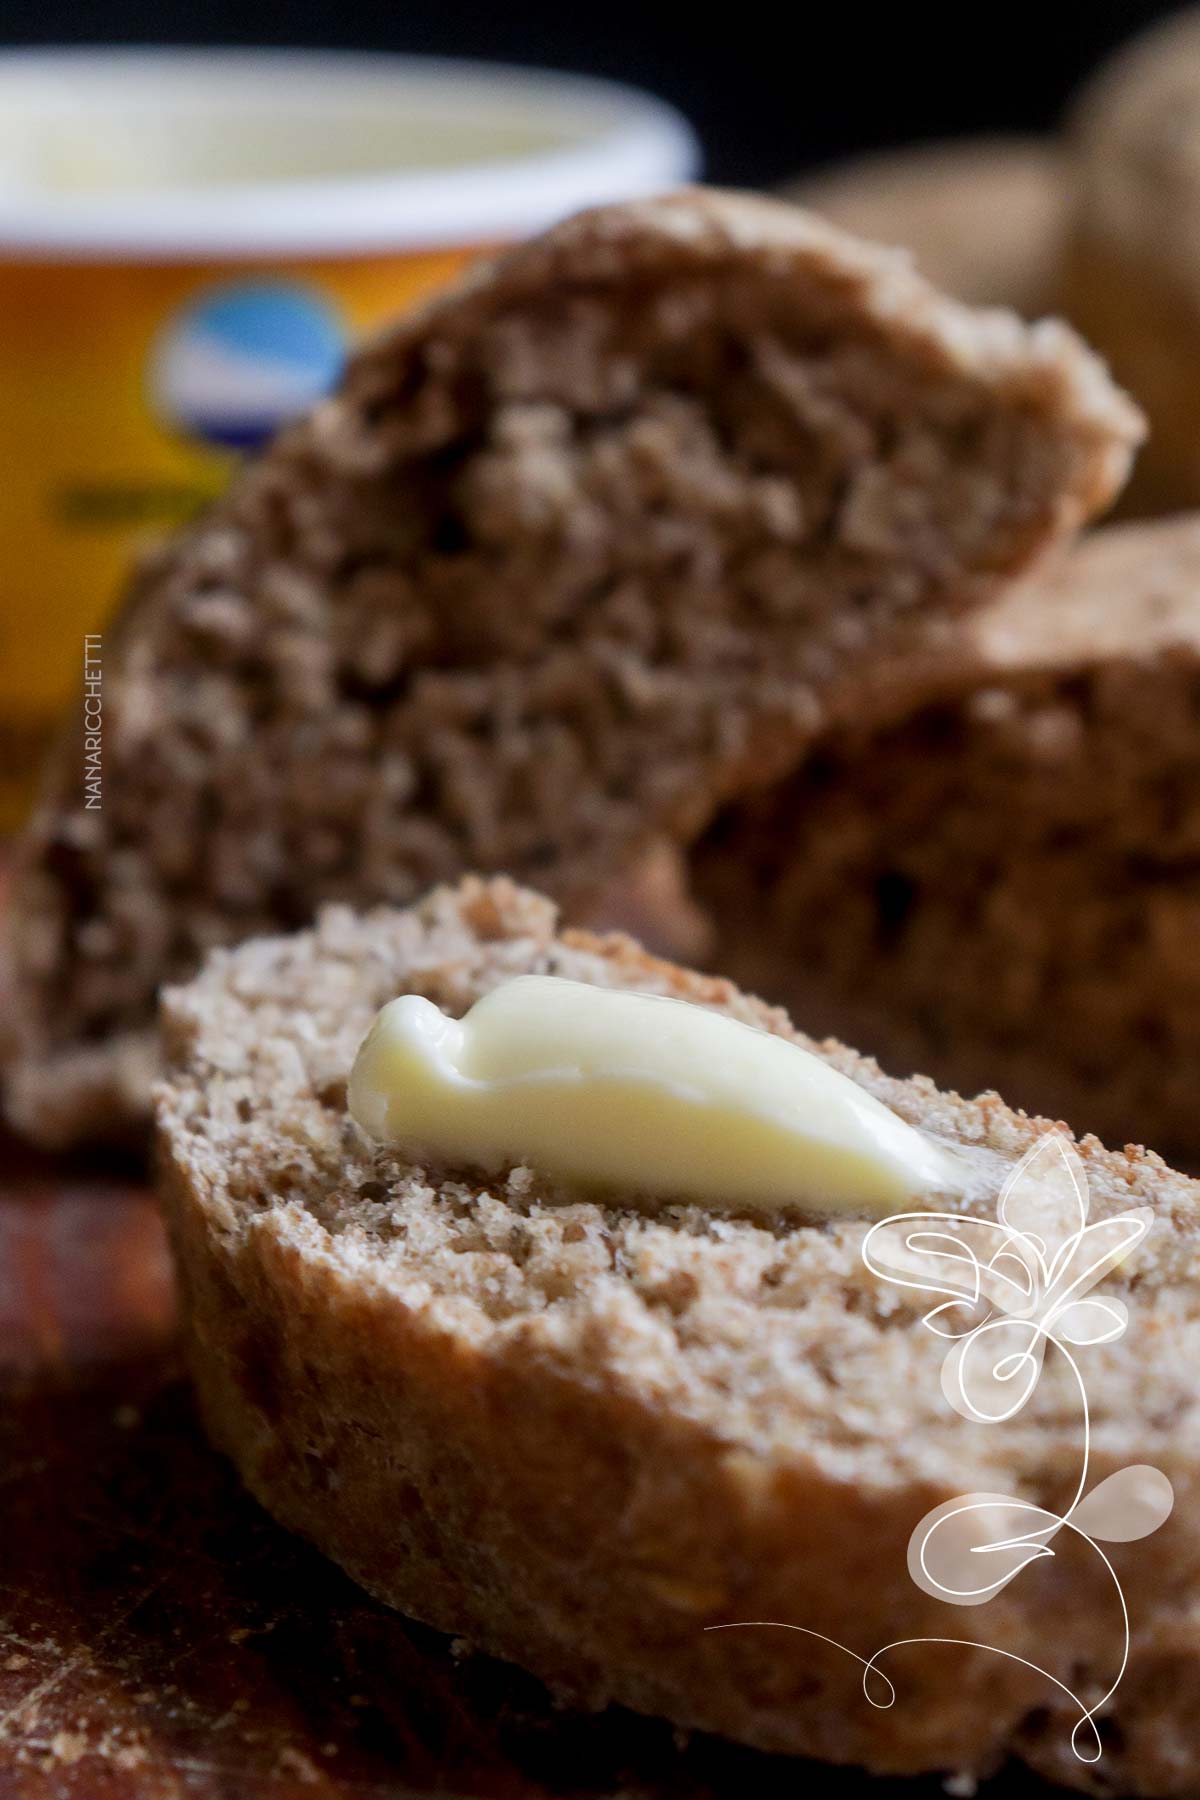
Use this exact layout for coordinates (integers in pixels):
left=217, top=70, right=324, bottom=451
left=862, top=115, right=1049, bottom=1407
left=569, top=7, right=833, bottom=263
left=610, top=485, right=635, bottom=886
left=151, top=281, right=346, bottom=451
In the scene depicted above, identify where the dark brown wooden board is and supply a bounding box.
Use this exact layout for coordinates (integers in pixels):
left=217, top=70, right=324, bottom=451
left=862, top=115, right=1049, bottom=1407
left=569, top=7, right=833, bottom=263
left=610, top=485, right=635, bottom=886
left=0, top=1131, right=1048, bottom=1800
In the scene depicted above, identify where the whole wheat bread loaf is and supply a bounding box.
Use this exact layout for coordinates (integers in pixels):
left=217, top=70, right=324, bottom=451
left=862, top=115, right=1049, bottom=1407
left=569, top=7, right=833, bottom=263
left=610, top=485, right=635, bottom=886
left=157, top=874, right=1200, bottom=1795
left=690, top=515, right=1200, bottom=1159
left=1062, top=8, right=1200, bottom=512
left=785, top=137, right=1064, bottom=315
left=1, top=188, right=1139, bottom=1149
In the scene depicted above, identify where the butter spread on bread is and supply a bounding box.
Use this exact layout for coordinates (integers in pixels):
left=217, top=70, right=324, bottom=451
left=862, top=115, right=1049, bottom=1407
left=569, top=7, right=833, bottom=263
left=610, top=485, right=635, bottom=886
left=348, top=975, right=967, bottom=1214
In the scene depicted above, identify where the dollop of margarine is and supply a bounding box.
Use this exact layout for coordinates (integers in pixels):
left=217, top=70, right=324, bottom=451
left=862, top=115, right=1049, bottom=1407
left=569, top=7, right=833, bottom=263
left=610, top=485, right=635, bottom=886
left=347, top=976, right=967, bottom=1216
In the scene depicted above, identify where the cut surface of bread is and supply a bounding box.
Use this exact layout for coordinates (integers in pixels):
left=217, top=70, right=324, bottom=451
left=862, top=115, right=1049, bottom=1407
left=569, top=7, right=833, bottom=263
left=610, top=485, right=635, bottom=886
left=690, top=515, right=1200, bottom=1159
left=157, top=874, right=1200, bottom=1796
left=2, top=188, right=1140, bottom=1148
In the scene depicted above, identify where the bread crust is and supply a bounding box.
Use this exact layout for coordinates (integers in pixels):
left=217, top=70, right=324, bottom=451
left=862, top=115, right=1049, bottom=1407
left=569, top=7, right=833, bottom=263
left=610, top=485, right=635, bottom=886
left=157, top=876, right=1200, bottom=1794
left=3, top=188, right=1141, bottom=1150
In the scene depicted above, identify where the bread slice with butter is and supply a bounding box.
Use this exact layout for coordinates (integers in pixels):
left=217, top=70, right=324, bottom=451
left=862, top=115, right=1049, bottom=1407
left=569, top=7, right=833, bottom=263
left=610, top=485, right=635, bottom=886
left=157, top=874, right=1200, bottom=1796
left=691, top=513, right=1200, bottom=1161
left=2, top=187, right=1140, bottom=1150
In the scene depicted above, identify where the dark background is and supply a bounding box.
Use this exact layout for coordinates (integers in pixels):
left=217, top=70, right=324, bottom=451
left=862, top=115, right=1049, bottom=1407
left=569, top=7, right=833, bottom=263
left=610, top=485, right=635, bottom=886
left=0, top=0, right=1189, bottom=188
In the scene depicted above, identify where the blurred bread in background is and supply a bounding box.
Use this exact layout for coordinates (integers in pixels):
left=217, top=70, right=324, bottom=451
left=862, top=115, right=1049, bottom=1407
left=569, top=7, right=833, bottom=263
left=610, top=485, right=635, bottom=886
left=691, top=512, right=1200, bottom=1159
left=784, top=15, right=1200, bottom=523
left=782, top=136, right=1064, bottom=314
left=1062, top=6, right=1200, bottom=512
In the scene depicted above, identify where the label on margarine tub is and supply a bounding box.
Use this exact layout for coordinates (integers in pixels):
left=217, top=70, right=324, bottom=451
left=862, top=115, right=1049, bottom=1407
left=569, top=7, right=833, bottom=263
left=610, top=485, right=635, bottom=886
left=0, top=246, right=477, bottom=832
left=347, top=976, right=967, bottom=1215
left=0, top=49, right=697, bottom=832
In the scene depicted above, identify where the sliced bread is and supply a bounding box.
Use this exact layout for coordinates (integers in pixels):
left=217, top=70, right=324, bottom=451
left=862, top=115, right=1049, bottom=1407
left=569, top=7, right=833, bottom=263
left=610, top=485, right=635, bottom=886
left=691, top=514, right=1200, bottom=1158
left=157, top=875, right=1200, bottom=1795
left=2, top=189, right=1140, bottom=1148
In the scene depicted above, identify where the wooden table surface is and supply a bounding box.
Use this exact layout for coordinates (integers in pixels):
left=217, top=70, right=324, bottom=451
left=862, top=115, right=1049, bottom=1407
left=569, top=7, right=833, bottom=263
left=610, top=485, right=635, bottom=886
left=0, top=1134, right=1043, bottom=1800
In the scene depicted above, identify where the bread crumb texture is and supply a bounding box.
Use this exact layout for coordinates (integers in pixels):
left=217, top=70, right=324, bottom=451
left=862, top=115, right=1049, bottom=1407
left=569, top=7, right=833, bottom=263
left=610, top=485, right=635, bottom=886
left=4, top=189, right=1139, bottom=1148
left=157, top=877, right=1200, bottom=1796
left=693, top=516, right=1200, bottom=1158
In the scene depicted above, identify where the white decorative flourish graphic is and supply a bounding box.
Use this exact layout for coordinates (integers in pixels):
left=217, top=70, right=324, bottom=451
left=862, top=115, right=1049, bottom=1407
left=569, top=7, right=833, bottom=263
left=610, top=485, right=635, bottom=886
left=708, top=1131, right=1173, bottom=1765
left=862, top=1130, right=1149, bottom=1427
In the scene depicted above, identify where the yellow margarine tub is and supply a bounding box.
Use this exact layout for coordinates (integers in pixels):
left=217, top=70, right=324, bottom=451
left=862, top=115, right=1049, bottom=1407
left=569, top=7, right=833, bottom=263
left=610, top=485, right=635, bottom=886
left=0, top=48, right=698, bottom=827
